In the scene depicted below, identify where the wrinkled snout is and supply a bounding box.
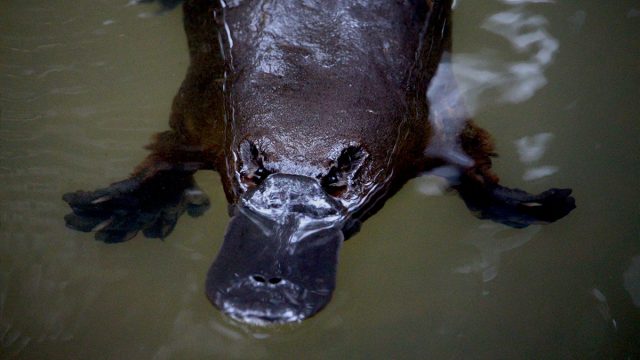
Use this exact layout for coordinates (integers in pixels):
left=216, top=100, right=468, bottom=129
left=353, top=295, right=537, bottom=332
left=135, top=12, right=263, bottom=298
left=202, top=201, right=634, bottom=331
left=206, top=174, right=347, bottom=324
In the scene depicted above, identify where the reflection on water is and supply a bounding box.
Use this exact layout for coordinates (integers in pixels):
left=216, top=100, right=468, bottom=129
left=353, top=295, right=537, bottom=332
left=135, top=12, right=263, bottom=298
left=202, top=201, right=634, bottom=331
left=624, top=256, right=640, bottom=307
left=454, top=0, right=558, bottom=114
left=455, top=224, right=540, bottom=282
left=591, top=288, right=616, bottom=330
left=515, top=132, right=553, bottom=163
left=1, top=0, right=639, bottom=358
left=515, top=132, right=559, bottom=181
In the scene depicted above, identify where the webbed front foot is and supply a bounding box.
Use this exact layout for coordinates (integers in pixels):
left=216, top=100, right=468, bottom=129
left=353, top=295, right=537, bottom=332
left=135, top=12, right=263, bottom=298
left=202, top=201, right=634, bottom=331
left=63, top=172, right=209, bottom=243
left=459, top=183, right=576, bottom=228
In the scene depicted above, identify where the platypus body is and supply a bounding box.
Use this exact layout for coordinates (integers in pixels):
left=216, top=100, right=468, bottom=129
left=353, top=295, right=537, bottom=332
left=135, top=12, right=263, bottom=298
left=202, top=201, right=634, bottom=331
left=64, top=0, right=575, bottom=324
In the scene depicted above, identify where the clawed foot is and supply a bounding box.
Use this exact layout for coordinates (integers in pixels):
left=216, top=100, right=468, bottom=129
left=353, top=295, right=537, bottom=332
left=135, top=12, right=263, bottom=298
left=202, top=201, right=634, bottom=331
left=462, top=184, right=576, bottom=228
left=63, top=172, right=209, bottom=243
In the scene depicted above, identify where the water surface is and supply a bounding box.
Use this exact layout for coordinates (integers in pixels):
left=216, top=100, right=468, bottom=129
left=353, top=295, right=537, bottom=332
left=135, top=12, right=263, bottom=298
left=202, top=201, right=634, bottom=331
left=1, top=0, right=639, bottom=358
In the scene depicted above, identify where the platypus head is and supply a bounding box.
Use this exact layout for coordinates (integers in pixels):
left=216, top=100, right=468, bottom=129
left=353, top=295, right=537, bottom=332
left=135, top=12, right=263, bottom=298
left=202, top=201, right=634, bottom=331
left=206, top=131, right=378, bottom=324
left=206, top=174, right=348, bottom=324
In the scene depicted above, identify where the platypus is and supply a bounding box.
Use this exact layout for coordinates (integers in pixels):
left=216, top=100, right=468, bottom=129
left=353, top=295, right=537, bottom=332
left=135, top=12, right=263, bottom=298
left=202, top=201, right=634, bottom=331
left=63, top=0, right=575, bottom=324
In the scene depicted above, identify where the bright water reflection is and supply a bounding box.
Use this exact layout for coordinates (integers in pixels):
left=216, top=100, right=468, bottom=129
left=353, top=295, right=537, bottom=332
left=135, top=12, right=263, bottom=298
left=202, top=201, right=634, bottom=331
left=1, top=0, right=639, bottom=358
left=453, top=0, right=559, bottom=113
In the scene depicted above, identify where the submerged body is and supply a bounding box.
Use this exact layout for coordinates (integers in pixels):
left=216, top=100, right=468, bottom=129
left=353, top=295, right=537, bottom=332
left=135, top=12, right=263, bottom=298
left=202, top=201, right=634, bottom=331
left=64, top=0, right=575, bottom=324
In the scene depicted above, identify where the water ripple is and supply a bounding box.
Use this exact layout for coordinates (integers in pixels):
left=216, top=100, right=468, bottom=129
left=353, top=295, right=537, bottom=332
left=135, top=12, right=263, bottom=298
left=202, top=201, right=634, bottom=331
left=454, top=0, right=558, bottom=114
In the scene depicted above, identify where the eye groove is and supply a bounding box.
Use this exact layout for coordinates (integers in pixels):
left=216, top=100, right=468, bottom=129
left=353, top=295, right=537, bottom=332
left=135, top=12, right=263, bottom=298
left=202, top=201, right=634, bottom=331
left=321, top=145, right=367, bottom=194
left=239, top=140, right=272, bottom=186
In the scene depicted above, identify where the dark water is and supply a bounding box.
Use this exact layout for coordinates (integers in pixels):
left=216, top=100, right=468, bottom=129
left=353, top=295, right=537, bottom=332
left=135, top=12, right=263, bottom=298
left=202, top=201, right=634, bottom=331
left=1, top=0, right=639, bottom=358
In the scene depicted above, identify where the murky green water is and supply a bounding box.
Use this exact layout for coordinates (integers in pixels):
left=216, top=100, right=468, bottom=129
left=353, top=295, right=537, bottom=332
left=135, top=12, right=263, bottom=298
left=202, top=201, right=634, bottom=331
left=1, top=0, right=639, bottom=359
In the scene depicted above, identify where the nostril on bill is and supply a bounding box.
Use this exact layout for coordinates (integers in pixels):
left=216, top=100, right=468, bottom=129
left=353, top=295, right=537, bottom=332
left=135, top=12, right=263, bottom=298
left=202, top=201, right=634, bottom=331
left=250, top=275, right=283, bottom=285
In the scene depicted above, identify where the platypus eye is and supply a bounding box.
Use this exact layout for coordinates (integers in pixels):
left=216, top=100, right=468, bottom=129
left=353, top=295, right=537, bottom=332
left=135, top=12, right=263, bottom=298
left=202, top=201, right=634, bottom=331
left=251, top=166, right=271, bottom=183
left=321, top=166, right=347, bottom=189
left=321, top=146, right=367, bottom=195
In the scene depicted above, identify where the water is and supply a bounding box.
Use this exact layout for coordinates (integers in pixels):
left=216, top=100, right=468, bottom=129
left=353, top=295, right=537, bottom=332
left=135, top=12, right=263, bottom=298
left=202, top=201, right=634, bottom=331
left=1, top=0, right=639, bottom=358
